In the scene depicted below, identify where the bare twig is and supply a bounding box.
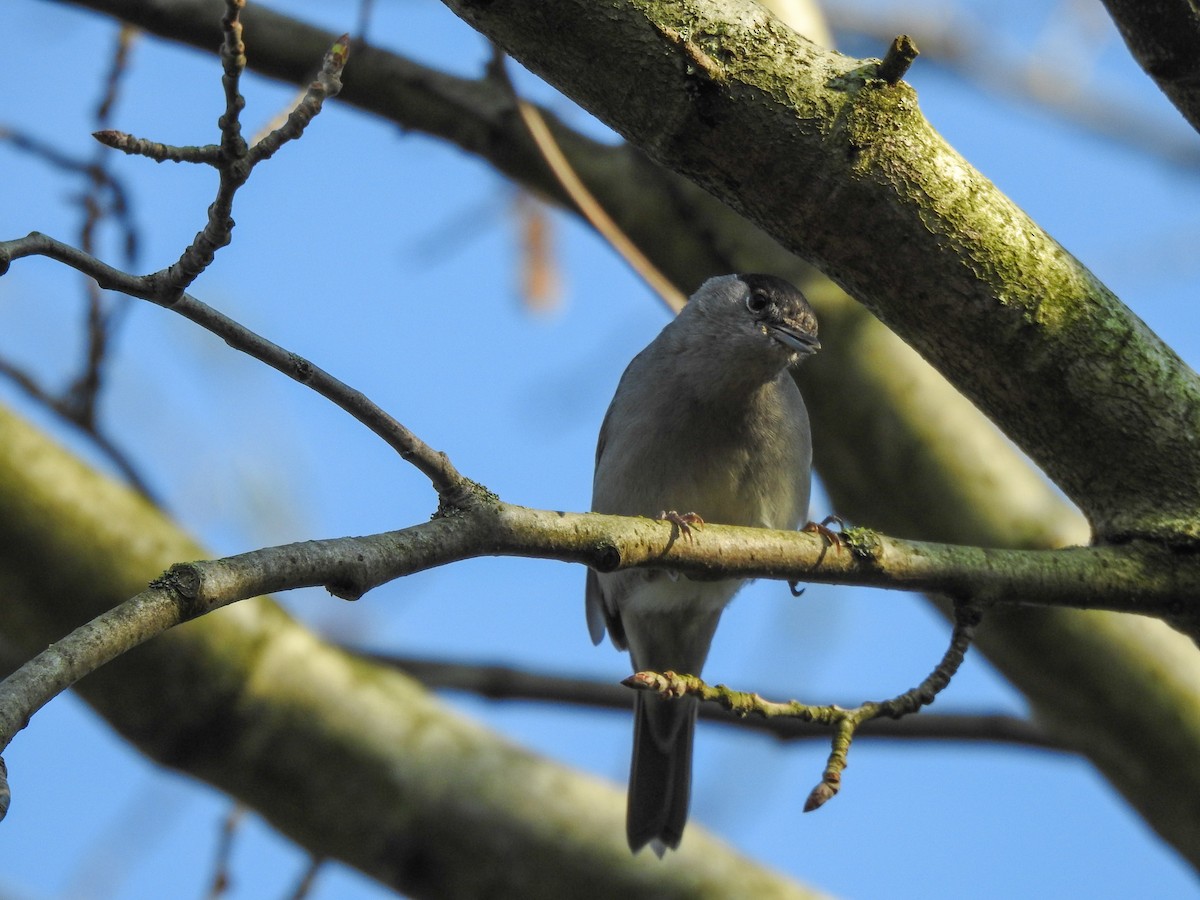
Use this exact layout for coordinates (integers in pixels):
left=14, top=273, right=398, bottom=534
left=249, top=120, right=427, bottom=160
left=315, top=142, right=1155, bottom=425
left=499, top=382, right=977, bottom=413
left=877, top=34, right=919, bottom=84
left=0, top=128, right=140, bottom=254
left=806, top=599, right=981, bottom=810
left=0, top=34, right=157, bottom=501
left=0, top=231, right=469, bottom=501
left=248, top=36, right=349, bottom=165
left=91, top=129, right=220, bottom=164
left=356, top=651, right=1063, bottom=751
left=487, top=48, right=686, bottom=312
left=624, top=601, right=982, bottom=812
left=0, top=22, right=472, bottom=502
left=70, top=24, right=140, bottom=431
left=285, top=856, right=324, bottom=900
left=206, top=804, right=246, bottom=899
left=93, top=12, right=350, bottom=296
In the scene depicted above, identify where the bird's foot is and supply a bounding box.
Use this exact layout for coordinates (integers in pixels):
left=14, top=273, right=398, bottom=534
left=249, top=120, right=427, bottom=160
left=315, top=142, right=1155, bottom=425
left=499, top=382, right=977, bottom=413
left=658, top=510, right=704, bottom=541
left=802, top=514, right=844, bottom=550
left=791, top=516, right=845, bottom=596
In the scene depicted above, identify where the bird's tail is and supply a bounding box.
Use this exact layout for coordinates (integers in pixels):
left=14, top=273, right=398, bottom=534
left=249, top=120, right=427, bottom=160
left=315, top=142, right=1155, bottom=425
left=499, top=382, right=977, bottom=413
left=627, top=690, right=697, bottom=855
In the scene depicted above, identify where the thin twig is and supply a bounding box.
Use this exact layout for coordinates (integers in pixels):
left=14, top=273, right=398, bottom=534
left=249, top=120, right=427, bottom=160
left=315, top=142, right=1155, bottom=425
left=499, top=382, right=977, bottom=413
left=285, top=856, right=324, bottom=900
left=805, top=599, right=982, bottom=810
left=0, top=73, right=160, bottom=500
left=1, top=24, right=468, bottom=501
left=623, top=601, right=984, bottom=813
left=71, top=24, right=140, bottom=431
left=92, top=9, right=350, bottom=295
left=487, top=47, right=686, bottom=313
left=0, top=230, right=468, bottom=500
left=206, top=804, right=246, bottom=899
left=248, top=35, right=349, bottom=165
left=0, top=128, right=140, bottom=250
left=355, top=651, right=1063, bottom=751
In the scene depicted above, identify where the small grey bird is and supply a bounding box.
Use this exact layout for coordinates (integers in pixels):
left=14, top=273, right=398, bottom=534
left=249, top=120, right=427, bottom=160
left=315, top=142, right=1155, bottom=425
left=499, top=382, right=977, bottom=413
left=586, top=273, right=819, bottom=854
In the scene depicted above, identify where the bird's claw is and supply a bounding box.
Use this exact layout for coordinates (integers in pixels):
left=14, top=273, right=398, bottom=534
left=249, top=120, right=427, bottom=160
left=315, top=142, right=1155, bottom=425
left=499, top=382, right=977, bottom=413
left=802, top=514, right=844, bottom=551
left=658, top=510, right=705, bottom=541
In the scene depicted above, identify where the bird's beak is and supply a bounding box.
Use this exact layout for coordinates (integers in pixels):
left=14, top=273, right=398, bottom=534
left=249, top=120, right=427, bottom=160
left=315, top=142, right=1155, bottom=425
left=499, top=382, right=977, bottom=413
left=769, top=324, right=821, bottom=355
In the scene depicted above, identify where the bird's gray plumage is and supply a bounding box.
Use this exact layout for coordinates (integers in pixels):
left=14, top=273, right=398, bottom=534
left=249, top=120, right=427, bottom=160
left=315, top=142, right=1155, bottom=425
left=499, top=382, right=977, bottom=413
left=587, top=273, right=819, bottom=854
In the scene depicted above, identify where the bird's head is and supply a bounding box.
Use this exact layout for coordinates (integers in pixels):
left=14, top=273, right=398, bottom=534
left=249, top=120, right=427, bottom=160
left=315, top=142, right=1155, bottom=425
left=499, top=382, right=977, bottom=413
left=684, top=273, right=820, bottom=370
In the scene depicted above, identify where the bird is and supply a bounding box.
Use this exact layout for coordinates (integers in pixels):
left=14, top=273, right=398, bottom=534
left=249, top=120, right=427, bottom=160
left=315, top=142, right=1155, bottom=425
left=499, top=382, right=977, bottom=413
left=586, top=273, right=820, bottom=854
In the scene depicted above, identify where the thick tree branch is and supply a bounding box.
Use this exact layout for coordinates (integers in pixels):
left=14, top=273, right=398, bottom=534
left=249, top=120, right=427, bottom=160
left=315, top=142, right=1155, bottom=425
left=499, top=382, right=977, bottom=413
left=24, top=0, right=1200, bottom=874
left=442, top=0, right=1200, bottom=545
left=1100, top=1, right=1200, bottom=136
left=827, top=4, right=1200, bottom=171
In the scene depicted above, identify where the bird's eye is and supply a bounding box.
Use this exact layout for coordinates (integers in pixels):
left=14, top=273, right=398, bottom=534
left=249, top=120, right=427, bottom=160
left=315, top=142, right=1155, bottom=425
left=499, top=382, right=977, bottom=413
left=746, top=290, right=770, bottom=313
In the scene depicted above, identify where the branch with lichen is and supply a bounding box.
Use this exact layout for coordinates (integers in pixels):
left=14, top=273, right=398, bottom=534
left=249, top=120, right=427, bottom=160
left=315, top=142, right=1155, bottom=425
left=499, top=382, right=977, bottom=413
left=11, top=0, right=1200, bottom=876
left=360, top=651, right=1063, bottom=749
left=1, top=499, right=1196, bottom=820
left=442, top=0, right=1200, bottom=548
left=625, top=600, right=976, bottom=810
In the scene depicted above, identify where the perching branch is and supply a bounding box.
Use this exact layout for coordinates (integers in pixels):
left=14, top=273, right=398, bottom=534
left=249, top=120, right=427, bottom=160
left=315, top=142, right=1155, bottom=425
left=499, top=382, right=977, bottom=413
left=0, top=396, right=824, bottom=897
left=442, top=0, right=1200, bottom=546
left=2, top=505, right=1195, bottom=783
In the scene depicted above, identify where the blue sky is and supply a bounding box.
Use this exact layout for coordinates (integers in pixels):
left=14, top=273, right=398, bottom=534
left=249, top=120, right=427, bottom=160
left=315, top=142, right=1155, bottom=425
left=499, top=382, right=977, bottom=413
left=1, top=1, right=1199, bottom=898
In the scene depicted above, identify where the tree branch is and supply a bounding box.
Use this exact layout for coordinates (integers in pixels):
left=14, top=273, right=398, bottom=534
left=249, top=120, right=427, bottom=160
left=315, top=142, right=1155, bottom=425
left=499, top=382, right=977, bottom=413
left=363, top=652, right=1065, bottom=750
left=0, top=403, right=821, bottom=899
left=442, top=0, right=1200, bottom=545
left=1100, top=1, right=1200, bottom=136
left=0, top=227, right=472, bottom=504
left=826, top=3, right=1200, bottom=171
left=22, top=0, right=1200, bottom=875
left=4, top=505, right=1197, bottom=774
left=50, top=2, right=1090, bottom=542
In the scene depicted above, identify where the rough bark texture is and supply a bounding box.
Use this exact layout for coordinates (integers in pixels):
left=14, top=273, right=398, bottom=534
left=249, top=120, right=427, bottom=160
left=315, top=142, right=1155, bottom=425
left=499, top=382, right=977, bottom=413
left=443, top=0, right=1200, bottom=544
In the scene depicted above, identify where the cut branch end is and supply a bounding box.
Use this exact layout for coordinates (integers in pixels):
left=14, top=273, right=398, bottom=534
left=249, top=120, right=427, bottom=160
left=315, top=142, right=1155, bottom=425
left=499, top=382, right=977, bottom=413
left=878, top=34, right=919, bottom=84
